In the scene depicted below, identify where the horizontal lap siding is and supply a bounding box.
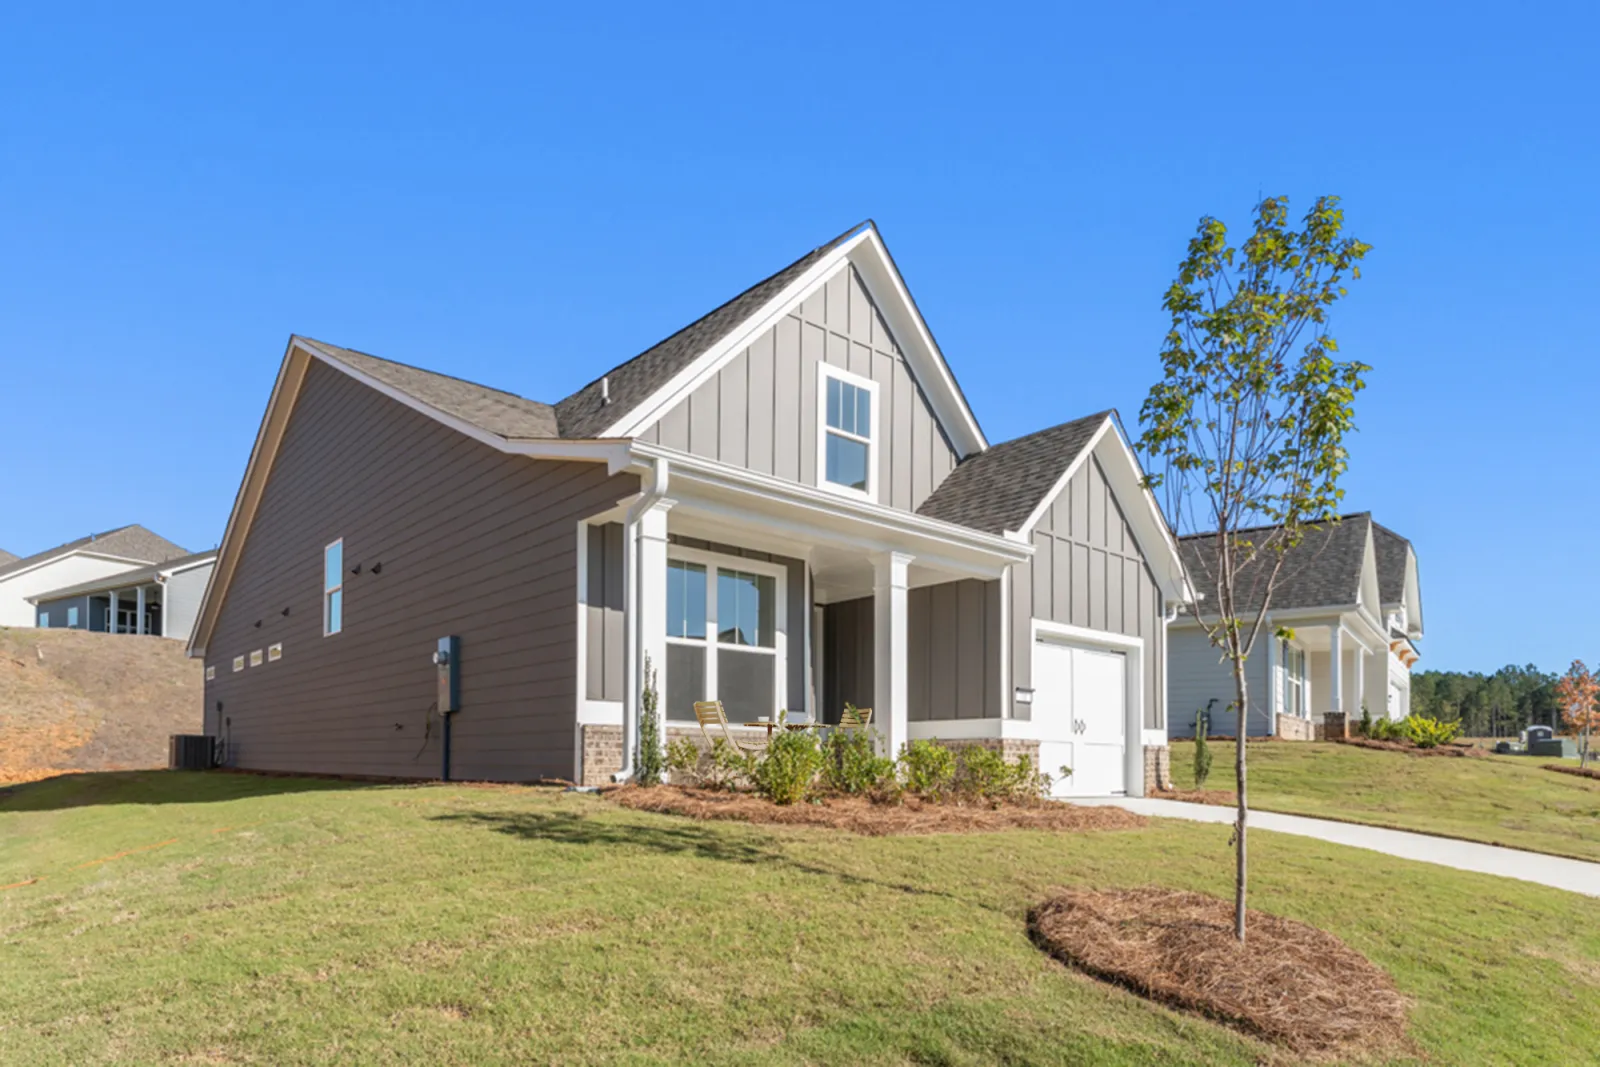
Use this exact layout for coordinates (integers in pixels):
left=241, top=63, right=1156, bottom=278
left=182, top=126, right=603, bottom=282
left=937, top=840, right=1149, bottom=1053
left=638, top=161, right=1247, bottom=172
left=1166, top=626, right=1271, bottom=737
left=639, top=265, right=959, bottom=511
left=1009, top=453, right=1167, bottom=729
left=202, top=362, right=637, bottom=781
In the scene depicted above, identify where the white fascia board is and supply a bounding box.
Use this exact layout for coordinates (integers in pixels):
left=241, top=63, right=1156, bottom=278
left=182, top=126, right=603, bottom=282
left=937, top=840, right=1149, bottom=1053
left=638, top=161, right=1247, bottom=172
left=159, top=555, right=219, bottom=578
left=1011, top=417, right=1113, bottom=536
left=629, top=443, right=1030, bottom=569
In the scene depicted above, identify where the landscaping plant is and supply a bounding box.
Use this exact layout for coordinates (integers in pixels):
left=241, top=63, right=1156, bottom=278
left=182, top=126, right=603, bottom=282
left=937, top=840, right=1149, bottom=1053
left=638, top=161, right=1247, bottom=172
left=1138, top=195, right=1370, bottom=942
left=899, top=740, right=957, bottom=799
left=752, top=728, right=823, bottom=805
left=822, top=728, right=897, bottom=796
left=1193, top=714, right=1214, bottom=790
left=1400, top=714, right=1461, bottom=749
left=636, top=655, right=664, bottom=787
left=955, top=747, right=1051, bottom=803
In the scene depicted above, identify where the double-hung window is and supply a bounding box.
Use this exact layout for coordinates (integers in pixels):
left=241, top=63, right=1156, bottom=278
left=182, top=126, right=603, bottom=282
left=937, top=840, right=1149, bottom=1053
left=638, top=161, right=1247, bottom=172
left=664, top=553, right=782, bottom=723
left=818, top=366, right=878, bottom=500
left=1282, top=641, right=1307, bottom=719
left=324, top=540, right=344, bottom=636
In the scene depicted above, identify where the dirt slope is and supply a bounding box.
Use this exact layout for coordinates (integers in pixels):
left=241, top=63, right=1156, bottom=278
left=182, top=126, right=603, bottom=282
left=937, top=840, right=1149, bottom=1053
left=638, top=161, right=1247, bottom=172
left=0, top=629, right=202, bottom=783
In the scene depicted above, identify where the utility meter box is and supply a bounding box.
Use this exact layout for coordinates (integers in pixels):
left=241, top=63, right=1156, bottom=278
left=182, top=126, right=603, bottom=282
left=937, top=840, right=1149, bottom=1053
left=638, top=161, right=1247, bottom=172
left=433, top=636, right=461, bottom=714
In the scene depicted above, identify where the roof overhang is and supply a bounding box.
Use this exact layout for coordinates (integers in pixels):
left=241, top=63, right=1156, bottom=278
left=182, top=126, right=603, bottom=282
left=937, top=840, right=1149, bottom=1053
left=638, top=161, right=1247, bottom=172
left=594, top=226, right=990, bottom=459
left=28, top=553, right=218, bottom=603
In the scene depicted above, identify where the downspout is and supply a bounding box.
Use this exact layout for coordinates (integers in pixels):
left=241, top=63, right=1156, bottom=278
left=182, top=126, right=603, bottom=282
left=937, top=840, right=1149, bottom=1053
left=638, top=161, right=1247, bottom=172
left=614, top=455, right=670, bottom=783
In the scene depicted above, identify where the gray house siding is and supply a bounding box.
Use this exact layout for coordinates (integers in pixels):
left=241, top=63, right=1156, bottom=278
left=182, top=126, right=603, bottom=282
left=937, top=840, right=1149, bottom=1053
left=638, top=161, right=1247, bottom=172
left=1166, top=626, right=1272, bottom=738
left=821, top=596, right=874, bottom=724
left=35, top=595, right=90, bottom=629
left=1009, top=454, right=1166, bottom=729
left=638, top=264, right=960, bottom=511
left=162, top=562, right=213, bottom=642
left=584, top=523, right=626, bottom=703
left=202, top=360, right=638, bottom=781
left=908, top=579, right=1003, bottom=721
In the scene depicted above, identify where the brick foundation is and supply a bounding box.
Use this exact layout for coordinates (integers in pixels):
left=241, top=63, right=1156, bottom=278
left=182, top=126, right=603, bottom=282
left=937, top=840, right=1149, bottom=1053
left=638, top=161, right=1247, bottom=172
left=1315, top=713, right=1351, bottom=741
left=580, top=725, right=624, bottom=786
left=933, top=736, right=1043, bottom=767
left=1275, top=714, right=1315, bottom=741
left=1142, top=745, right=1173, bottom=792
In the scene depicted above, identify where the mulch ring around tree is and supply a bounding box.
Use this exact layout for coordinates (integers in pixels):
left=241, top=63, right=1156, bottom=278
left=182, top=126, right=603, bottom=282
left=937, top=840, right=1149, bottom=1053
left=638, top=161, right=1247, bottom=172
left=1029, top=887, right=1410, bottom=1060
left=604, top=785, right=1147, bottom=836
left=1336, top=737, right=1484, bottom=758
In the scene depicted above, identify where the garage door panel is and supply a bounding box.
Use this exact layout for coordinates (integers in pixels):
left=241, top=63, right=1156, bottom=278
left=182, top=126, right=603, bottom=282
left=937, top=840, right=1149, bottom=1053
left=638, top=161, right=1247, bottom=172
left=1034, top=636, right=1127, bottom=797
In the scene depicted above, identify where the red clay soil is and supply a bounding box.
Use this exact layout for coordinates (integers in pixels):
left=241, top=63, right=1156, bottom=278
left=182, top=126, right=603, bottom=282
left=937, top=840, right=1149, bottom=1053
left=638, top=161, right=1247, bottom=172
left=606, top=785, right=1147, bottom=836
left=1030, top=888, right=1410, bottom=1060
left=1336, top=737, right=1484, bottom=758
left=1544, top=763, right=1600, bottom=781
left=0, top=629, right=202, bottom=784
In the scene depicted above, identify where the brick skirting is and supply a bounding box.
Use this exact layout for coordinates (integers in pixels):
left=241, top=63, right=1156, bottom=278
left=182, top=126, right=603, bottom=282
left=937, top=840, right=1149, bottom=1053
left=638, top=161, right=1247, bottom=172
left=1142, top=745, right=1172, bottom=792
left=1275, top=714, right=1315, bottom=741
left=580, top=724, right=624, bottom=786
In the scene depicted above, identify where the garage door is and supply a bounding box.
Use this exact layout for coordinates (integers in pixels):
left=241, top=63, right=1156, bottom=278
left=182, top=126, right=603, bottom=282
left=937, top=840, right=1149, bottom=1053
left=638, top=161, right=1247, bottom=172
left=1033, top=639, right=1127, bottom=797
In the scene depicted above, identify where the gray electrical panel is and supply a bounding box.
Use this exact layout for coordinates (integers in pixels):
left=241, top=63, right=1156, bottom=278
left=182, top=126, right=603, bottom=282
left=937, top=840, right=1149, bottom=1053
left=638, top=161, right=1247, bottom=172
left=434, top=635, right=460, bottom=714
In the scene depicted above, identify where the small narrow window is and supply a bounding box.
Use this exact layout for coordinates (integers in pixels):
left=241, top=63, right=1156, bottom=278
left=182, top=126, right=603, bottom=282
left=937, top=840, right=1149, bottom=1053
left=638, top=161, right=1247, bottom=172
left=38, top=612, right=49, bottom=628
left=67, top=606, right=79, bottom=627
left=205, top=665, right=216, bottom=681
left=250, top=649, right=264, bottom=667
left=233, top=655, right=245, bottom=673
left=324, top=540, right=344, bottom=636
left=267, top=642, right=283, bottom=662
left=818, top=367, right=877, bottom=498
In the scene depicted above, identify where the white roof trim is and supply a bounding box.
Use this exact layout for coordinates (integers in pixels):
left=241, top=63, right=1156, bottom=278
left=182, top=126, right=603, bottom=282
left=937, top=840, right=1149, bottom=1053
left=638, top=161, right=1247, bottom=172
left=599, top=226, right=989, bottom=458
left=0, top=549, right=156, bottom=584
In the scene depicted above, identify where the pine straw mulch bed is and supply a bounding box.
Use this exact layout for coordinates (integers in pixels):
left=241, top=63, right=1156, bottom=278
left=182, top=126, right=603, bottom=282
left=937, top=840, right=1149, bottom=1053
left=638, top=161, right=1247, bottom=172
left=1029, top=887, right=1410, bottom=1060
left=1152, top=788, right=1237, bottom=805
left=1544, top=763, right=1600, bottom=781
left=1336, top=737, right=1485, bottom=758
left=604, top=785, right=1146, bottom=836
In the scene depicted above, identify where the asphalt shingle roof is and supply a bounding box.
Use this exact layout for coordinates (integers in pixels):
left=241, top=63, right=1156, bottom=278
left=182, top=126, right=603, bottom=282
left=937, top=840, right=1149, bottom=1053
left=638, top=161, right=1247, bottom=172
left=1178, top=514, right=1372, bottom=614
left=30, top=550, right=218, bottom=602
left=0, top=549, right=15, bottom=567
left=0, top=525, right=191, bottom=582
left=915, top=412, right=1110, bottom=535
left=553, top=223, right=868, bottom=439
left=1371, top=521, right=1412, bottom=606
left=306, top=341, right=562, bottom=439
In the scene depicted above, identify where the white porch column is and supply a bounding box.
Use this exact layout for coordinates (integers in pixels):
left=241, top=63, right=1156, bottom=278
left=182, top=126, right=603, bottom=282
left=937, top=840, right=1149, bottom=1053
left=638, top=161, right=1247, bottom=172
left=872, top=550, right=913, bottom=758
left=1329, top=624, right=1344, bottom=718
left=1353, top=643, right=1367, bottom=722
left=135, top=586, right=146, bottom=635
left=108, top=590, right=119, bottom=633
left=636, top=501, right=672, bottom=741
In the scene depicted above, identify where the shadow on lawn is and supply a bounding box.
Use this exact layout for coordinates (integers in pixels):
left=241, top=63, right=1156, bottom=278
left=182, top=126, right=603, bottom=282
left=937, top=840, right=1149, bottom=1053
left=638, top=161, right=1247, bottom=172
left=431, top=808, right=1008, bottom=915
left=0, top=769, right=381, bottom=812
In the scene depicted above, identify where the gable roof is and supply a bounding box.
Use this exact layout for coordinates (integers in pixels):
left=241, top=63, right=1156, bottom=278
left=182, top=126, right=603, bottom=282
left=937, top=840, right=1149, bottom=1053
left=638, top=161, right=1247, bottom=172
left=301, top=338, right=562, bottom=439
left=917, top=412, right=1110, bottom=534
left=0, top=549, right=15, bottom=567
left=1371, top=521, right=1412, bottom=606
left=1178, top=514, right=1374, bottom=615
left=0, top=525, right=190, bottom=582
left=28, top=550, right=218, bottom=603
left=555, top=224, right=867, bottom=440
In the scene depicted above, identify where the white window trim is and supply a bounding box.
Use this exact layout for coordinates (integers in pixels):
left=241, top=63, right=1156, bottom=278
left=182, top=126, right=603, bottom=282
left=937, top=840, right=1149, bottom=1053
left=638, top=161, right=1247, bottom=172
left=815, top=364, right=880, bottom=504
left=663, top=544, right=788, bottom=724
left=323, top=538, right=344, bottom=637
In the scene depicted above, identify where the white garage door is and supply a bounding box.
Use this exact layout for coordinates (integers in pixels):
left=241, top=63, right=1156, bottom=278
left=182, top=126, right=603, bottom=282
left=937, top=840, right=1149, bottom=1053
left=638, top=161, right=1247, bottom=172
left=1033, top=639, right=1127, bottom=797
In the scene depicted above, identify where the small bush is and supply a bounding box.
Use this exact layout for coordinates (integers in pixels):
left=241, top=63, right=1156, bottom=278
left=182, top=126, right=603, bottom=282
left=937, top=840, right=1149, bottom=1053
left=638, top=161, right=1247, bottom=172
left=1360, top=704, right=1373, bottom=737
left=752, top=729, right=823, bottom=805
left=1193, top=717, right=1214, bottom=790
left=1366, top=716, right=1404, bottom=742
left=636, top=657, right=664, bottom=787
left=1402, top=714, right=1461, bottom=749
left=956, top=746, right=1050, bottom=803
left=900, top=740, right=957, bottom=799
left=822, top=728, right=897, bottom=796
left=665, top=737, right=700, bottom=782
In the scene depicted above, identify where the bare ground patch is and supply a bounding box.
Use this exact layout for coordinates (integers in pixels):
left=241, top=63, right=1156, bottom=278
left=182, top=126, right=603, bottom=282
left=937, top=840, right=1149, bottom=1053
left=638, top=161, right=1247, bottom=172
left=1029, top=887, right=1410, bottom=1060
left=606, top=785, right=1146, bottom=836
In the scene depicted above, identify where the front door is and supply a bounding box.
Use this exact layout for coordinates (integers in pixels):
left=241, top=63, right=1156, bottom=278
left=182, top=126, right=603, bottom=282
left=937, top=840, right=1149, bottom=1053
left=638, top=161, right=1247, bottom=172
left=1033, top=638, right=1127, bottom=797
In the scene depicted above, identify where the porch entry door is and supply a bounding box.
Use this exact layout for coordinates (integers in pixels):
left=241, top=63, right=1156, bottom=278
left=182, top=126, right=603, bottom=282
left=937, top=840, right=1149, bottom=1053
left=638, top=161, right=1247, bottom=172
left=665, top=554, right=784, bottom=723
left=1032, top=638, right=1127, bottom=798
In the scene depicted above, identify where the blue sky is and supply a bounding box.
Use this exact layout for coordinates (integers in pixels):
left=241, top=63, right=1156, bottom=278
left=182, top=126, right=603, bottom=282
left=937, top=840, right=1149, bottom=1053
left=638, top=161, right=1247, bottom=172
left=1, top=3, right=1594, bottom=674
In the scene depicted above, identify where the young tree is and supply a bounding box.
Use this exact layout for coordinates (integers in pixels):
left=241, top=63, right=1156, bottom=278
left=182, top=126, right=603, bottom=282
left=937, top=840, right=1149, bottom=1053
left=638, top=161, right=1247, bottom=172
left=1554, top=660, right=1599, bottom=768
left=1139, top=195, right=1370, bottom=942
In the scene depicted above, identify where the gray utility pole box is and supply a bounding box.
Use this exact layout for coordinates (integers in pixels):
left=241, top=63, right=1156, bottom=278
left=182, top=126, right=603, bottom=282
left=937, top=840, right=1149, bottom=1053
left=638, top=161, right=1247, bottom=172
left=434, top=636, right=461, bottom=714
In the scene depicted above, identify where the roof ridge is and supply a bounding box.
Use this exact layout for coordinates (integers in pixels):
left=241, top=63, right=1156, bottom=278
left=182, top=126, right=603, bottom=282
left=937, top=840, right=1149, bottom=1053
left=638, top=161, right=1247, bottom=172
left=1178, top=511, right=1371, bottom=541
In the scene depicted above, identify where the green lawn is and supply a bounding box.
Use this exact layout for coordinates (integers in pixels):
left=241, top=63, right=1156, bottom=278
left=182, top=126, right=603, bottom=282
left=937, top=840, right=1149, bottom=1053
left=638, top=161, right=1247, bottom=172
left=1169, top=740, right=1600, bottom=861
left=2, top=772, right=1597, bottom=1066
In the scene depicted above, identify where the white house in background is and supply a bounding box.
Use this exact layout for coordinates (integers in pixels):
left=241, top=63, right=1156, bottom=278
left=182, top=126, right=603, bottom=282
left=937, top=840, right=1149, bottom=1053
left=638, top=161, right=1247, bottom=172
left=0, top=525, right=191, bottom=628
left=1167, top=514, right=1423, bottom=740
left=29, top=550, right=218, bottom=642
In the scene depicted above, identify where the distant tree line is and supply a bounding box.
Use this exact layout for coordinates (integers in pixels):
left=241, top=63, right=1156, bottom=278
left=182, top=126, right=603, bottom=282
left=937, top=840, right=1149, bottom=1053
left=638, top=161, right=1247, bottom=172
left=1409, top=664, right=1560, bottom=737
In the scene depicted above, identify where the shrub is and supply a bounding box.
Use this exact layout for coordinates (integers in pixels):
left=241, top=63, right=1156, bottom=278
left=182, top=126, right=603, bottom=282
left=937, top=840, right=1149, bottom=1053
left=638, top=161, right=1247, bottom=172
left=1360, top=704, right=1373, bottom=737
left=900, top=740, right=957, bottom=799
left=1367, top=716, right=1404, bottom=742
left=1402, top=714, right=1461, bottom=749
left=665, top=737, right=700, bottom=781
left=956, top=746, right=1051, bottom=803
left=752, top=728, right=823, bottom=805
left=636, top=656, right=664, bottom=787
left=821, top=728, right=897, bottom=796
left=1193, top=716, right=1214, bottom=790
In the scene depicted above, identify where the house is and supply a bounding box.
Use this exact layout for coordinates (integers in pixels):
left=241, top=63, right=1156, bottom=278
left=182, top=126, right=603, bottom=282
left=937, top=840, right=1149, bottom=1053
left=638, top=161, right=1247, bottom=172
left=0, top=525, right=192, bottom=628
left=29, top=550, right=218, bottom=641
left=189, top=222, right=1192, bottom=796
left=1166, top=514, right=1423, bottom=740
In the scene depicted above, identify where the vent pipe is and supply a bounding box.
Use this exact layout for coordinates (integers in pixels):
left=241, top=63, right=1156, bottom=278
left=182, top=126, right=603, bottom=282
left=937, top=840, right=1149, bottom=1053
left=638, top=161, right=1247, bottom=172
left=600, top=376, right=610, bottom=406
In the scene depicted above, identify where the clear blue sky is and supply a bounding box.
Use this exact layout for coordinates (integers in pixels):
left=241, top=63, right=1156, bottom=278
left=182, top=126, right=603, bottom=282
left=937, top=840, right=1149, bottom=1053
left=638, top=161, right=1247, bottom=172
left=1, top=3, right=1594, bottom=674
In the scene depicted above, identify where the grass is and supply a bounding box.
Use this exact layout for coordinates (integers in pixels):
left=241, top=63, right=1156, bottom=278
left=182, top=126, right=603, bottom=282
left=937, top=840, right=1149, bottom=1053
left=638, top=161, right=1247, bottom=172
left=1, top=771, right=1597, bottom=1066
left=1170, top=740, right=1600, bottom=861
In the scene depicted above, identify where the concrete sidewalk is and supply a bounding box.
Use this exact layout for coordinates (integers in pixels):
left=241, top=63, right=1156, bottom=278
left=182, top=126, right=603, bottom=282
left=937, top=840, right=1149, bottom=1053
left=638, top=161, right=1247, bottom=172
left=1072, top=797, right=1600, bottom=898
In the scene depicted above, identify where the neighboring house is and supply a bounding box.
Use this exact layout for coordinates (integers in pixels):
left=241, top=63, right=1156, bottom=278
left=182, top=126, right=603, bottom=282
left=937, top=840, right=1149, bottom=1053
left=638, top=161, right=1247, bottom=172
left=0, top=549, right=17, bottom=568
left=0, top=525, right=191, bottom=628
left=190, top=221, right=1192, bottom=796
left=1167, top=514, right=1423, bottom=740
left=29, top=550, right=218, bottom=641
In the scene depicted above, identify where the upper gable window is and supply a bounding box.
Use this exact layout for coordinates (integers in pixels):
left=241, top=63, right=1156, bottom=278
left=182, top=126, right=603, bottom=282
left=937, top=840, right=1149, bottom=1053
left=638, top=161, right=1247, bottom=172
left=817, top=366, right=878, bottom=501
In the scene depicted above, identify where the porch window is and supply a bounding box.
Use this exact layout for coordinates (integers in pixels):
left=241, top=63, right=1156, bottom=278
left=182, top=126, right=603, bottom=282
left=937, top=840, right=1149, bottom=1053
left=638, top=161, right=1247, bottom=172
left=664, top=552, right=782, bottom=723
left=67, top=606, right=79, bottom=627
left=1283, top=641, right=1307, bottom=719
left=324, top=540, right=344, bottom=636
left=818, top=366, right=877, bottom=499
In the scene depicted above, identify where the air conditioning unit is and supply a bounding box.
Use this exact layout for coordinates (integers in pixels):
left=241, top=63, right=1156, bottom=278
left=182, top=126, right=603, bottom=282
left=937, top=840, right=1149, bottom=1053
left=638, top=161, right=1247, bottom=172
left=169, top=734, right=217, bottom=771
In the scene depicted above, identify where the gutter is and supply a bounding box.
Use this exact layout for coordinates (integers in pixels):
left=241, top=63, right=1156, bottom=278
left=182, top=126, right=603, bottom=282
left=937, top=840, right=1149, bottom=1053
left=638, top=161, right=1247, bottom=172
left=613, top=455, right=670, bottom=783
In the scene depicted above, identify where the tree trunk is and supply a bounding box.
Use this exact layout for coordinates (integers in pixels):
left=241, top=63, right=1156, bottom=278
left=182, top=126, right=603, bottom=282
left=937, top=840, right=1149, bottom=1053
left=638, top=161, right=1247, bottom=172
left=1230, top=655, right=1250, bottom=944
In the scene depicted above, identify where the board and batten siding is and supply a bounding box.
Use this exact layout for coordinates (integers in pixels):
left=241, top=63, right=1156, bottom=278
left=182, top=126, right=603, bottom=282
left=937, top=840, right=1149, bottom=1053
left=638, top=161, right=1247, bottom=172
left=203, top=360, right=638, bottom=781
left=637, top=264, right=960, bottom=512
left=821, top=596, right=873, bottom=725
left=908, top=579, right=1003, bottom=720
left=1009, top=454, right=1166, bottom=729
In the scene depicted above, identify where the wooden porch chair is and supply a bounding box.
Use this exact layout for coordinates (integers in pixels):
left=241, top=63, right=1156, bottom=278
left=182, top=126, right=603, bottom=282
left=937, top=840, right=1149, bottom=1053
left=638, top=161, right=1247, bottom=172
left=693, top=700, right=767, bottom=755
left=838, top=705, right=873, bottom=731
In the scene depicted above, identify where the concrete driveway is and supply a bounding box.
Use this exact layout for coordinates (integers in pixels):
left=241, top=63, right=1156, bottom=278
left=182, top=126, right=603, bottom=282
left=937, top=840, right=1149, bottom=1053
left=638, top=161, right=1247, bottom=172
left=1072, top=797, right=1600, bottom=898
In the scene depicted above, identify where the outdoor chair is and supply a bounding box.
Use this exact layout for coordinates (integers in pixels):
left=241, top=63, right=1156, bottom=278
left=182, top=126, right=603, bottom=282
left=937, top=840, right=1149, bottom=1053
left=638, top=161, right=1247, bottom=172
left=693, top=700, right=767, bottom=755
left=838, top=705, right=873, bottom=731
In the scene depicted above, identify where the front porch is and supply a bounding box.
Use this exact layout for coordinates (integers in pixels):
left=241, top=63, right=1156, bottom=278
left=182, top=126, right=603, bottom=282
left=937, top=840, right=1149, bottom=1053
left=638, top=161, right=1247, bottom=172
left=1272, top=611, right=1413, bottom=739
